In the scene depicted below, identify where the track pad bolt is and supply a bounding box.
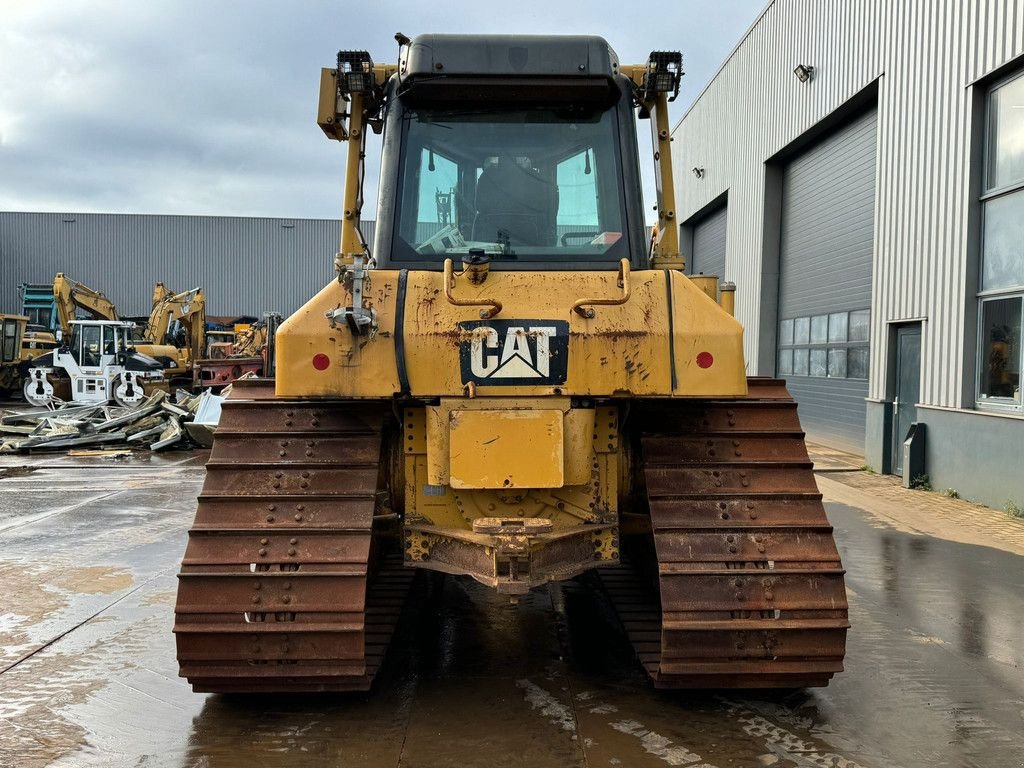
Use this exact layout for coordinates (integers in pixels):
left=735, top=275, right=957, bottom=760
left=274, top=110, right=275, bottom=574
left=252, top=596, right=261, bottom=604
left=259, top=549, right=267, bottom=557
left=260, top=538, right=269, bottom=545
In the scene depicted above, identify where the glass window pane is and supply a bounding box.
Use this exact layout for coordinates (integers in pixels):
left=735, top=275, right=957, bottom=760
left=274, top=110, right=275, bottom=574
left=988, top=73, right=1024, bottom=190
left=848, top=346, right=869, bottom=379
left=397, top=107, right=627, bottom=260
left=979, top=297, right=1022, bottom=401
left=80, top=325, right=101, bottom=367
left=828, top=312, right=848, bottom=342
left=810, top=348, right=827, bottom=376
left=557, top=150, right=600, bottom=228
left=779, top=319, right=794, bottom=347
left=778, top=348, right=793, bottom=375
left=828, top=348, right=848, bottom=378
left=2, top=321, right=15, bottom=362
left=810, top=315, right=828, bottom=344
left=793, top=348, right=809, bottom=376
left=982, top=189, right=1024, bottom=291
left=849, top=309, right=870, bottom=342
left=794, top=317, right=810, bottom=345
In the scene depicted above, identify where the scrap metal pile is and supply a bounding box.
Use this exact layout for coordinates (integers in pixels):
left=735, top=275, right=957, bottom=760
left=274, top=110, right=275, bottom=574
left=0, top=388, right=224, bottom=453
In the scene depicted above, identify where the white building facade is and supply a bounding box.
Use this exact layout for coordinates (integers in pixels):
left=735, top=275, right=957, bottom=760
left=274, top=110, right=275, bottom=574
left=672, top=0, right=1024, bottom=507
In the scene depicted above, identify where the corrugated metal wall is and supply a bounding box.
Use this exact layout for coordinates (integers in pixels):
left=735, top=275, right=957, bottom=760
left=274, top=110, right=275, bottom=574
left=690, top=205, right=728, bottom=278
left=0, top=212, right=376, bottom=318
left=671, top=0, right=1024, bottom=410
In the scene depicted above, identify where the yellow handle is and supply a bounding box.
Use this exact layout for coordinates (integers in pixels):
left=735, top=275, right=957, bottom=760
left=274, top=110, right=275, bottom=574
left=571, top=259, right=632, bottom=318
left=443, top=258, right=503, bottom=319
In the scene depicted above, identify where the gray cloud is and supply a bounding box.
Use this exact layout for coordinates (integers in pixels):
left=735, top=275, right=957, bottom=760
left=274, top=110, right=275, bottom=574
left=0, top=0, right=764, bottom=220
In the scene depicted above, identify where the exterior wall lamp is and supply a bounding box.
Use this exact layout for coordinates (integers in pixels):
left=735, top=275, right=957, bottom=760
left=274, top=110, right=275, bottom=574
left=793, top=64, right=815, bottom=82
left=692, top=167, right=705, bottom=178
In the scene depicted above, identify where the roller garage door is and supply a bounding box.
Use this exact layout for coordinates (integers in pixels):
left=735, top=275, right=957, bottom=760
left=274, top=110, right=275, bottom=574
left=689, top=205, right=727, bottom=279
left=776, top=109, right=877, bottom=454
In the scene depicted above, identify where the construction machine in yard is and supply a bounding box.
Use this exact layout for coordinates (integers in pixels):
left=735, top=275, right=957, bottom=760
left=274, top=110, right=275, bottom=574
left=194, top=312, right=282, bottom=388
left=22, top=319, right=164, bottom=407
left=140, top=283, right=207, bottom=385
left=0, top=315, right=29, bottom=397
left=174, top=34, right=848, bottom=693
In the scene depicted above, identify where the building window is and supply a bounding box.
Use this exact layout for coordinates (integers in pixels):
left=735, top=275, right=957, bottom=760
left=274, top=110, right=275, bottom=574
left=977, top=70, right=1024, bottom=410
left=778, top=309, right=870, bottom=380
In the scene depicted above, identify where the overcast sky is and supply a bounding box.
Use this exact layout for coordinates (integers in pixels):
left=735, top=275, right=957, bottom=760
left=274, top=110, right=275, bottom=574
left=0, top=0, right=765, bottom=220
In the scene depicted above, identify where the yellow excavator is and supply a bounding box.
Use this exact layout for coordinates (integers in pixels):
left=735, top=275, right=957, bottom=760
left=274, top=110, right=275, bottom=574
left=175, top=34, right=848, bottom=693
left=141, top=283, right=207, bottom=385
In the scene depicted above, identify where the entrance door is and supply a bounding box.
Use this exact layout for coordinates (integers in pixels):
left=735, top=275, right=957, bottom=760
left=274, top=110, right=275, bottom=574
left=891, top=325, right=921, bottom=475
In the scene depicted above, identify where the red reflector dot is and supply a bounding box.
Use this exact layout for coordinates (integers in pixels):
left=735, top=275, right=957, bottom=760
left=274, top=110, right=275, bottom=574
left=696, top=351, right=714, bottom=369
left=312, top=353, right=330, bottom=371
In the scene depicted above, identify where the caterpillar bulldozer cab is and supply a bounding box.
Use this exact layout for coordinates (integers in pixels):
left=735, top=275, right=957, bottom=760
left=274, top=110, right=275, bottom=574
left=175, top=34, right=848, bottom=694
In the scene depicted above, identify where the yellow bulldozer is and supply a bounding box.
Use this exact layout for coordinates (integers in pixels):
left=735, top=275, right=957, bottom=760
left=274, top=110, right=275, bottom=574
left=174, top=34, right=848, bottom=693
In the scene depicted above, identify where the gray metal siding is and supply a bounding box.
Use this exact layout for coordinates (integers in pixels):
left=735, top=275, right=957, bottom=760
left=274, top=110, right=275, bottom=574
left=690, top=205, right=728, bottom=278
left=0, top=212, right=375, bottom=318
left=671, top=0, right=1024, bottom=412
left=777, top=110, right=876, bottom=453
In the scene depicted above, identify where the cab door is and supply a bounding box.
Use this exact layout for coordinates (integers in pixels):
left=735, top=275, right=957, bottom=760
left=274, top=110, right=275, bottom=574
left=73, top=324, right=110, bottom=402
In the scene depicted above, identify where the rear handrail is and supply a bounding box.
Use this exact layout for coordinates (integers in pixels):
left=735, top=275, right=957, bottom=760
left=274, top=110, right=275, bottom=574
left=443, top=259, right=503, bottom=319
left=571, top=259, right=631, bottom=318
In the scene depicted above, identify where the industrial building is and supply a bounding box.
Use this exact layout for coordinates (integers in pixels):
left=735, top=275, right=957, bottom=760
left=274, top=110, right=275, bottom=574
left=671, top=0, right=1024, bottom=508
left=0, top=212, right=372, bottom=317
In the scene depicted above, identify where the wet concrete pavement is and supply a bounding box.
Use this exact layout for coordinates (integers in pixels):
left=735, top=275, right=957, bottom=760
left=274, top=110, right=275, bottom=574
left=0, top=452, right=1022, bottom=767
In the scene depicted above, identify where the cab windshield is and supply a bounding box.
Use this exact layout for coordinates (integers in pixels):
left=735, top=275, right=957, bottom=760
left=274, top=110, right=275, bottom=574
left=393, top=106, right=628, bottom=262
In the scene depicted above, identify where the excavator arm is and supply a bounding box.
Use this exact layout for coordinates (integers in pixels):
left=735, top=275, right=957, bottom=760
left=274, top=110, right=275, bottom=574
left=52, top=273, right=119, bottom=337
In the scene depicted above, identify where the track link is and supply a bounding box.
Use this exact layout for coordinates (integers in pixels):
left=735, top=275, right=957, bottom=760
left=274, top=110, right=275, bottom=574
left=604, top=378, right=849, bottom=688
left=174, top=380, right=412, bottom=693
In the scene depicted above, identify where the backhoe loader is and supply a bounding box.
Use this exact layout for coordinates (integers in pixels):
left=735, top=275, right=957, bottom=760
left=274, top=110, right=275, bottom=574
left=175, top=34, right=848, bottom=693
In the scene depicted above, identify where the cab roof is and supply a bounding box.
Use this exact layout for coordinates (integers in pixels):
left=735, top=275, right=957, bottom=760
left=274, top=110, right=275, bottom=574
left=403, top=34, right=619, bottom=79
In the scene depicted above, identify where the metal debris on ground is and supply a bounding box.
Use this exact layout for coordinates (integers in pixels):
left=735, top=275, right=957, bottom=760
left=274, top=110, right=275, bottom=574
left=0, top=388, right=226, bottom=454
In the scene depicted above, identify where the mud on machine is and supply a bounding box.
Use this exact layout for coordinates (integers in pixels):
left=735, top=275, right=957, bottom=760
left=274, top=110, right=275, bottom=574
left=174, top=34, right=848, bottom=693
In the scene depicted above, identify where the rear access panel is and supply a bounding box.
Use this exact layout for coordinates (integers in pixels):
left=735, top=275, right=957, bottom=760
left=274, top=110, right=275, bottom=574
left=449, top=409, right=563, bottom=489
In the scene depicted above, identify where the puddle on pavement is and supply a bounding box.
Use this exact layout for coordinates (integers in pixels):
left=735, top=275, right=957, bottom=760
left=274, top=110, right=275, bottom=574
left=1, top=470, right=1023, bottom=767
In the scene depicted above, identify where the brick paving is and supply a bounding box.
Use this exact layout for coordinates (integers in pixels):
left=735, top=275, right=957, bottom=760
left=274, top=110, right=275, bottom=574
left=813, top=457, right=1024, bottom=555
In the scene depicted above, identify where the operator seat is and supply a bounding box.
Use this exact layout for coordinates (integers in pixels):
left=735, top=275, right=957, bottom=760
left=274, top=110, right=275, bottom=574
left=473, top=159, right=557, bottom=246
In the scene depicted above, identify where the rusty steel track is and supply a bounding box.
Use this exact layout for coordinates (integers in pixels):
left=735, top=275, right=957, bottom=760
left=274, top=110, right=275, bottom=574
left=174, top=380, right=413, bottom=693
left=603, top=378, right=849, bottom=688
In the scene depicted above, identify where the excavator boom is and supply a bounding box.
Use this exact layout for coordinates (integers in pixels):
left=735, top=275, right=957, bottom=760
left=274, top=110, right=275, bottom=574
left=52, top=273, right=118, bottom=336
